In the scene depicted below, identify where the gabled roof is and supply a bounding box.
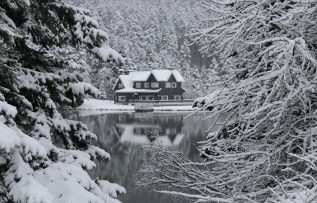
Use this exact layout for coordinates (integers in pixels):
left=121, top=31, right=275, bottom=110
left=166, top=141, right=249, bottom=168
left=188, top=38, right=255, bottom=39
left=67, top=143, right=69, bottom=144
left=153, top=70, right=185, bottom=82
left=171, top=70, right=185, bottom=82
left=129, top=71, right=152, bottom=81
left=119, top=75, right=133, bottom=89
left=113, top=69, right=185, bottom=93
left=152, top=70, right=171, bottom=81
left=112, top=75, right=132, bottom=90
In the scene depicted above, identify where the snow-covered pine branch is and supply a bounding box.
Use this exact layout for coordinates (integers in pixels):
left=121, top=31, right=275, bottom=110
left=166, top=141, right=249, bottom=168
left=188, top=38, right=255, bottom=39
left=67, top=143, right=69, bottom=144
left=48, top=2, right=125, bottom=64
left=0, top=0, right=125, bottom=202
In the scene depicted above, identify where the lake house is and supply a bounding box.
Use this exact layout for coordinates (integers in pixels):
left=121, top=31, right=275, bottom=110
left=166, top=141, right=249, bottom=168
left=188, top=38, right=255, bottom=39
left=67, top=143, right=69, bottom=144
left=113, top=70, right=185, bottom=103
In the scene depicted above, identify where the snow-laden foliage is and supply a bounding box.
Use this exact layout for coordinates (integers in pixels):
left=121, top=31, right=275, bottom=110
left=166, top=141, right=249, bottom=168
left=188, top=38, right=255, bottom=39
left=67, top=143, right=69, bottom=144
left=74, top=0, right=198, bottom=70
left=67, top=0, right=217, bottom=98
left=139, top=1, right=317, bottom=202
left=0, top=0, right=125, bottom=202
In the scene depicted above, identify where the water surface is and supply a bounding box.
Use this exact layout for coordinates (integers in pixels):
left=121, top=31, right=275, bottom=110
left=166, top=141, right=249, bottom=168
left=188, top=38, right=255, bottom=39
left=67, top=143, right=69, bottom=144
left=69, top=111, right=215, bottom=203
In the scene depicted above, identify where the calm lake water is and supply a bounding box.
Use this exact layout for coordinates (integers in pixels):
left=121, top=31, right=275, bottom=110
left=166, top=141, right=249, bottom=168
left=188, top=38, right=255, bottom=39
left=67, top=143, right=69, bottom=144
left=69, top=111, right=217, bottom=203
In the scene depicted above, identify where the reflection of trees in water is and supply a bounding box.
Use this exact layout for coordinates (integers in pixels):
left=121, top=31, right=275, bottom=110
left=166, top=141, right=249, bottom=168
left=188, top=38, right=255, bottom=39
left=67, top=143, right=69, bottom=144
left=114, top=113, right=184, bottom=139
left=70, top=112, right=121, bottom=147
left=69, top=112, right=212, bottom=203
left=178, top=113, right=216, bottom=160
left=137, top=112, right=229, bottom=199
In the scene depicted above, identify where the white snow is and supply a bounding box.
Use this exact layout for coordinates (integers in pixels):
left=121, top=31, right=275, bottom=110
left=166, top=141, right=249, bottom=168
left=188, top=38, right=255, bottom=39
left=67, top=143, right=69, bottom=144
left=5, top=152, right=53, bottom=203
left=59, top=149, right=97, bottom=170
left=77, top=99, right=134, bottom=111
left=171, top=70, right=185, bottom=82
left=0, top=120, right=47, bottom=157
left=0, top=11, right=17, bottom=40
left=0, top=2, right=127, bottom=203
left=22, top=0, right=31, bottom=6
left=274, top=187, right=317, bottom=203
left=74, top=13, right=99, bottom=27
left=129, top=71, right=152, bottom=81
left=0, top=11, right=16, bottom=29
left=96, top=180, right=126, bottom=199
left=86, top=145, right=111, bottom=160
left=152, top=70, right=185, bottom=82
left=93, top=43, right=125, bottom=64
left=0, top=121, right=21, bottom=153
left=33, top=162, right=108, bottom=203
left=113, top=75, right=133, bottom=90
left=125, top=70, right=184, bottom=83
left=113, top=69, right=185, bottom=93
left=68, top=82, right=100, bottom=98
left=0, top=100, right=17, bottom=117
left=5, top=150, right=124, bottom=203
left=77, top=99, right=196, bottom=112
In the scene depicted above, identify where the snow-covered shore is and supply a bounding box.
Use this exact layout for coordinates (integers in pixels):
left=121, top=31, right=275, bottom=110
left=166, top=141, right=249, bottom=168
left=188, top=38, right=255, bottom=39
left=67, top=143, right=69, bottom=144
left=77, top=99, right=134, bottom=111
left=77, top=99, right=196, bottom=112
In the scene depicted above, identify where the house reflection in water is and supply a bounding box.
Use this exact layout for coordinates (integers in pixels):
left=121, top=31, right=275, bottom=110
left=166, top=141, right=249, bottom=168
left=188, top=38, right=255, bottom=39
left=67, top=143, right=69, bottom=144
left=113, top=113, right=185, bottom=146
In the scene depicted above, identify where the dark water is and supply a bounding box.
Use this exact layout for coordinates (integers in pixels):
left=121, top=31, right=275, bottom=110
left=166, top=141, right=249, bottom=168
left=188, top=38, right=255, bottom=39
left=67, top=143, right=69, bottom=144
left=69, top=111, right=216, bottom=203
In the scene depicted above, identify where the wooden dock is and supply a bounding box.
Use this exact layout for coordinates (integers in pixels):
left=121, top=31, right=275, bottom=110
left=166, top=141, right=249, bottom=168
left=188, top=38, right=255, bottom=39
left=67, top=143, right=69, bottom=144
left=134, top=103, right=154, bottom=112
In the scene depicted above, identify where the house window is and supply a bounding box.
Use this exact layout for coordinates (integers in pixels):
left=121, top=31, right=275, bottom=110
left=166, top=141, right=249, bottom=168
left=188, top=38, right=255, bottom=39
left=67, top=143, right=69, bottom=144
left=118, top=83, right=124, bottom=88
left=144, top=82, right=149, bottom=88
left=151, top=82, right=159, bottom=88
left=171, top=82, right=177, bottom=88
left=174, top=95, right=181, bottom=100
left=118, top=96, right=126, bottom=102
left=136, top=83, right=141, bottom=88
left=161, top=95, right=168, bottom=101
left=165, top=82, right=171, bottom=88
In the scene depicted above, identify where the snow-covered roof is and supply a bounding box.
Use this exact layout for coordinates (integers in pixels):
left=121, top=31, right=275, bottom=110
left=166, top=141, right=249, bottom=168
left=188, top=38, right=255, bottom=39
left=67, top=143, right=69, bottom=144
left=171, top=70, right=185, bottom=82
left=113, top=69, right=185, bottom=92
left=115, top=88, right=162, bottom=93
left=118, top=75, right=133, bottom=89
left=129, top=71, right=152, bottom=81
left=130, top=70, right=185, bottom=82
left=151, top=70, right=185, bottom=82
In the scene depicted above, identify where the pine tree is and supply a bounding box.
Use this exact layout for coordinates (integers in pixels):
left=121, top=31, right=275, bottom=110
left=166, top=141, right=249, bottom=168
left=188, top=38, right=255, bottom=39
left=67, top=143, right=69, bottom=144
left=0, top=0, right=125, bottom=202
left=69, top=0, right=207, bottom=98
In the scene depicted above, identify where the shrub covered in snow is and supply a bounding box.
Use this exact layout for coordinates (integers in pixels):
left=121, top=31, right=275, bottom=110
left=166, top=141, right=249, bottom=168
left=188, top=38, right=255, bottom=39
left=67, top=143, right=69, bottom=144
left=0, top=0, right=125, bottom=202
left=139, top=1, right=317, bottom=202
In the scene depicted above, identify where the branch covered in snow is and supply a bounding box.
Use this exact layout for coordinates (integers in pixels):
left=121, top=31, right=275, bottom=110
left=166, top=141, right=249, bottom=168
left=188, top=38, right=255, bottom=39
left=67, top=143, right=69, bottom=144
left=140, top=0, right=317, bottom=202
left=0, top=0, right=125, bottom=202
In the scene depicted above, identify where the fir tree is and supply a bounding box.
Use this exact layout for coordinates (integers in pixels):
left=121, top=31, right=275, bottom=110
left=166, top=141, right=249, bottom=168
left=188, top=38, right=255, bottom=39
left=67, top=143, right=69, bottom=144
left=0, top=0, right=125, bottom=202
left=69, top=0, right=207, bottom=98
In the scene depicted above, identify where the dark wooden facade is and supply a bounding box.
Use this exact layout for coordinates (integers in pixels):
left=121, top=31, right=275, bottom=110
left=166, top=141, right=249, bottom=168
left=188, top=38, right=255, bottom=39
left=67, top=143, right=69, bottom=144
left=113, top=73, right=185, bottom=103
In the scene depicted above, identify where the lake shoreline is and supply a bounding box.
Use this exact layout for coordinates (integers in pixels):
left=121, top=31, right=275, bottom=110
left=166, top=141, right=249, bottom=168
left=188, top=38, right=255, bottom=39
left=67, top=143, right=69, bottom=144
left=66, top=111, right=212, bottom=203
left=76, top=99, right=197, bottom=113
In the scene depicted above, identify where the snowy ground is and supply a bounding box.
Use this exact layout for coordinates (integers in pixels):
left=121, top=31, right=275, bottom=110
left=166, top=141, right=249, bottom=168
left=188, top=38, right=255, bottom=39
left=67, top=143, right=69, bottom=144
left=77, top=99, right=196, bottom=112
left=77, top=99, right=134, bottom=111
